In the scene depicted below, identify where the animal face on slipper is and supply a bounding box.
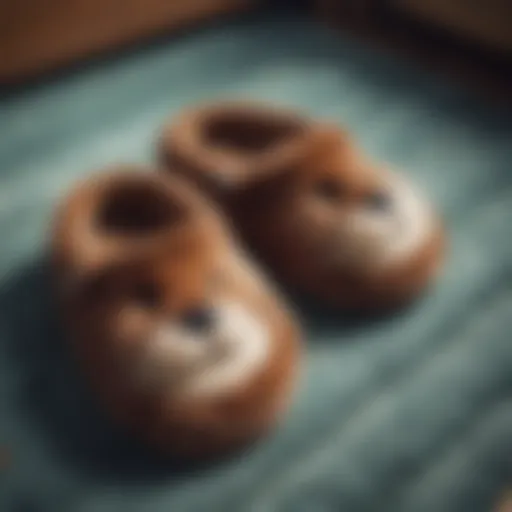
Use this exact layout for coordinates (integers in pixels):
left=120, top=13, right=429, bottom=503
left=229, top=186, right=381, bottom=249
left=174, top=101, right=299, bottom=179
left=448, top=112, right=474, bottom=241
left=53, top=168, right=301, bottom=459
left=278, top=130, right=436, bottom=272
left=234, top=127, right=443, bottom=308
left=80, top=247, right=272, bottom=401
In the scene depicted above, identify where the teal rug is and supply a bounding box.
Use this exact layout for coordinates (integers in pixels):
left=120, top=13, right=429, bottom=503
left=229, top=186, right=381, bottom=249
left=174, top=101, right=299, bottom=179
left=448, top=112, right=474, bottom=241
left=1, top=10, right=511, bottom=512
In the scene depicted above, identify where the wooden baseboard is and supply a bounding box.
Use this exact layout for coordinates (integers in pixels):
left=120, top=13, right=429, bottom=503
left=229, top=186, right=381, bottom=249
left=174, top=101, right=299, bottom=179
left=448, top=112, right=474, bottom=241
left=0, top=0, right=254, bottom=84
left=314, top=0, right=511, bottom=103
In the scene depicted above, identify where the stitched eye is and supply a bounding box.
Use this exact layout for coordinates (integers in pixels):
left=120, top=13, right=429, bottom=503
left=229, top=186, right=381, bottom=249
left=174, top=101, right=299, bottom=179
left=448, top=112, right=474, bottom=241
left=181, top=306, right=216, bottom=333
left=132, top=281, right=161, bottom=309
left=313, top=178, right=343, bottom=201
left=365, top=190, right=392, bottom=212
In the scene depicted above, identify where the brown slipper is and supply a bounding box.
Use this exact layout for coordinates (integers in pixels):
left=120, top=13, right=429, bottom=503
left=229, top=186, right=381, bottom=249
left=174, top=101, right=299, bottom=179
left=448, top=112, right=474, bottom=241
left=51, top=167, right=301, bottom=460
left=159, top=101, right=445, bottom=311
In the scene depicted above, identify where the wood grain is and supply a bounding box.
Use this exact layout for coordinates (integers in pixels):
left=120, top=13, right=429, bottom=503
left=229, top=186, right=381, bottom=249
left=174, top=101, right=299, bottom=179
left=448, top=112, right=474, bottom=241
left=0, top=0, right=253, bottom=83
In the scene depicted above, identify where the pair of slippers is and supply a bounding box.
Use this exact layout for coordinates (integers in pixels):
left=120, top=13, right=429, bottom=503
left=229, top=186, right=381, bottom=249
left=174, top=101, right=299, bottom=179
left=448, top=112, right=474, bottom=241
left=51, top=101, right=445, bottom=460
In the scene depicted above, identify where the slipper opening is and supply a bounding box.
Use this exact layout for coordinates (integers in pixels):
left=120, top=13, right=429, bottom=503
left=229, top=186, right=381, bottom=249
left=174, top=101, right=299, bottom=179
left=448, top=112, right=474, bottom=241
left=202, top=110, right=304, bottom=156
left=95, top=179, right=184, bottom=238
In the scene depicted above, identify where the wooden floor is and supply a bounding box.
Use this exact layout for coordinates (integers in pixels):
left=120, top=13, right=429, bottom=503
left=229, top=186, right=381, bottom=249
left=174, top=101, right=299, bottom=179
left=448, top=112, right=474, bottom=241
left=315, top=2, right=511, bottom=105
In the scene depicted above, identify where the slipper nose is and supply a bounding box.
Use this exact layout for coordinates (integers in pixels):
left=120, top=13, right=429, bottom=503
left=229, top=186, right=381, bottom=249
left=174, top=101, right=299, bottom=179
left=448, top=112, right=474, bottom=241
left=182, top=306, right=216, bottom=333
left=365, top=190, right=393, bottom=213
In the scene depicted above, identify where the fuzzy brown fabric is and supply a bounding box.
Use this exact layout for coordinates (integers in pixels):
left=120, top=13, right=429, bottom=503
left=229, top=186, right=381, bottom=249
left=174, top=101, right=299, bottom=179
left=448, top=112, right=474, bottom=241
left=51, top=167, right=300, bottom=460
left=159, top=101, right=313, bottom=198
left=160, top=102, right=445, bottom=311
